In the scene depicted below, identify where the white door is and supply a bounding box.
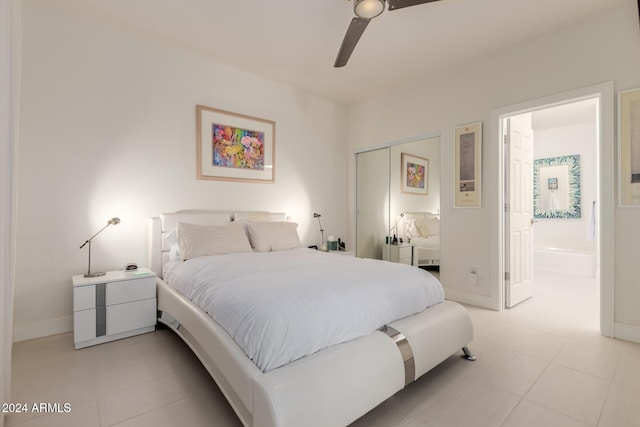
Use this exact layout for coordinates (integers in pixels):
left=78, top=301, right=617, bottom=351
left=505, top=114, right=534, bottom=308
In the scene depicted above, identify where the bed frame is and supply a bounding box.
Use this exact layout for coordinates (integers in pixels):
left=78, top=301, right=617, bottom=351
left=148, top=210, right=474, bottom=427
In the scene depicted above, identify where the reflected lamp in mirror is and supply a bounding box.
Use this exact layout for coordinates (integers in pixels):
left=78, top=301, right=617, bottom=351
left=389, top=213, right=405, bottom=243
left=533, top=155, right=581, bottom=219
left=79, top=217, right=120, bottom=277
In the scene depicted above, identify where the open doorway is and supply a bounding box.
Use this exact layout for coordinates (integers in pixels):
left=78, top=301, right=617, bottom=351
left=491, top=82, right=615, bottom=336
left=503, top=99, right=600, bottom=327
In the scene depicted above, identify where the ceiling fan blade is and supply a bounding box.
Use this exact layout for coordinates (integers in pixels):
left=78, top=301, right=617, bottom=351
left=387, top=0, right=441, bottom=11
left=334, top=17, right=370, bottom=68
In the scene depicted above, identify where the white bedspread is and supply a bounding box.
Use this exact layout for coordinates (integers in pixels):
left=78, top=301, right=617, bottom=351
left=163, top=248, right=444, bottom=372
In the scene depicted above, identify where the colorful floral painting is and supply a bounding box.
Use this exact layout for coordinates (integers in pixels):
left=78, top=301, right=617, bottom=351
left=196, top=105, right=275, bottom=183
left=212, top=123, right=265, bottom=170
left=401, top=153, right=429, bottom=195
left=406, top=161, right=425, bottom=189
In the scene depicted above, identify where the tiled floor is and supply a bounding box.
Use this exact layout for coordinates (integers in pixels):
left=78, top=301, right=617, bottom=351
left=8, top=270, right=640, bottom=427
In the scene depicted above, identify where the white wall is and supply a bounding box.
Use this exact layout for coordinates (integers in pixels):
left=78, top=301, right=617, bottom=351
left=15, top=1, right=348, bottom=340
left=1, top=0, right=20, bottom=420
left=347, top=2, right=640, bottom=335
left=533, top=121, right=597, bottom=251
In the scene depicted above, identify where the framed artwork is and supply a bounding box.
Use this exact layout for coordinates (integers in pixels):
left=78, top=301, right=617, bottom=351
left=455, top=122, right=482, bottom=207
left=533, top=155, right=581, bottom=219
left=618, top=88, right=640, bottom=206
left=196, top=105, right=275, bottom=183
left=401, top=153, right=429, bottom=195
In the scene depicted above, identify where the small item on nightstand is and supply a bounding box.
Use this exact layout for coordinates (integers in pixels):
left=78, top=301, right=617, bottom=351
left=392, top=234, right=398, bottom=245
left=338, top=238, right=346, bottom=251
left=124, top=263, right=138, bottom=271
left=327, top=236, right=338, bottom=251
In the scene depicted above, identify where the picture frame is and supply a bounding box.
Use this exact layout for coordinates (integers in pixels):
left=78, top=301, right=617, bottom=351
left=196, top=105, right=275, bottom=183
left=401, top=152, right=429, bottom=195
left=454, top=122, right=482, bottom=207
left=533, top=155, right=581, bottom=219
left=618, top=88, right=640, bottom=206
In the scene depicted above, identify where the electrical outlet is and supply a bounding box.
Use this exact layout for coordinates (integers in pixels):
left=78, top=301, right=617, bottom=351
left=468, top=271, right=478, bottom=285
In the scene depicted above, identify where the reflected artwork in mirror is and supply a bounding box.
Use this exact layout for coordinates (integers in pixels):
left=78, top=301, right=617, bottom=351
left=533, top=154, right=581, bottom=218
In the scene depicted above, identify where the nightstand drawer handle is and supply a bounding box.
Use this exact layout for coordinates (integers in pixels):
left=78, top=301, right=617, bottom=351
left=95, top=283, right=106, bottom=337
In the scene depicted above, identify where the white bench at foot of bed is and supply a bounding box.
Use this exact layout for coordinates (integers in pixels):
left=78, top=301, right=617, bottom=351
left=158, top=278, right=473, bottom=427
left=252, top=300, right=473, bottom=427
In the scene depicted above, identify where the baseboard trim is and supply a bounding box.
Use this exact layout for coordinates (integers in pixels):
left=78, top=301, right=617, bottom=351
left=614, top=322, right=640, bottom=344
left=13, top=316, right=73, bottom=342
left=444, top=287, right=496, bottom=310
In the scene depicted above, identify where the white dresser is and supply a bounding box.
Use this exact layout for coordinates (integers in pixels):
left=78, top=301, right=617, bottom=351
left=72, top=268, right=156, bottom=349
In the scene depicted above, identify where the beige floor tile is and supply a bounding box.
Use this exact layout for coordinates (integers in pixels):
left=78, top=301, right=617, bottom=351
left=525, top=363, right=610, bottom=425
left=97, top=373, right=192, bottom=426
left=349, top=400, right=424, bottom=427
left=553, top=337, right=622, bottom=380
left=469, top=346, right=549, bottom=396
left=598, top=382, right=640, bottom=427
left=504, top=328, right=568, bottom=362
left=501, top=399, right=591, bottom=427
left=612, top=344, right=640, bottom=391
left=112, top=395, right=241, bottom=427
left=412, top=376, right=520, bottom=427
left=6, top=400, right=99, bottom=427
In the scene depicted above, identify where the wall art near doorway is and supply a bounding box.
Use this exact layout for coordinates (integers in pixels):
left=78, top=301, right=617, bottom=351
left=454, top=122, right=482, bottom=207
left=618, top=88, right=640, bottom=206
left=533, top=154, right=581, bottom=218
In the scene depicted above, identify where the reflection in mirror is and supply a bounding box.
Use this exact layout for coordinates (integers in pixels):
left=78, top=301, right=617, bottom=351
left=356, top=147, right=390, bottom=260
left=533, top=155, right=581, bottom=218
left=355, top=135, right=440, bottom=268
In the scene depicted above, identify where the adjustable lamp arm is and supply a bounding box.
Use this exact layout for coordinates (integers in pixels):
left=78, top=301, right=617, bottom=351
left=79, top=217, right=120, bottom=277
left=80, top=218, right=119, bottom=249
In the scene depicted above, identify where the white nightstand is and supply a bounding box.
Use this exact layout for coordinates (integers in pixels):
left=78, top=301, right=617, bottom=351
left=382, top=243, right=415, bottom=266
left=72, top=268, right=157, bottom=349
left=329, top=250, right=354, bottom=256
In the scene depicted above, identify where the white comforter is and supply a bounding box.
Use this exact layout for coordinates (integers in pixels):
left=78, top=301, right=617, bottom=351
left=163, top=248, right=444, bottom=372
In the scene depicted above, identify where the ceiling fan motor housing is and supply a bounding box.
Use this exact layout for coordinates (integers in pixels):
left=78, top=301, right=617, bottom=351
left=354, top=0, right=385, bottom=19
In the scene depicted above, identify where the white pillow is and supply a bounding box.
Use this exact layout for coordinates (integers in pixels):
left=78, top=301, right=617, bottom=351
left=165, top=228, right=181, bottom=261
left=176, top=222, right=252, bottom=260
left=405, top=219, right=417, bottom=239
left=414, top=217, right=440, bottom=237
left=245, top=221, right=302, bottom=252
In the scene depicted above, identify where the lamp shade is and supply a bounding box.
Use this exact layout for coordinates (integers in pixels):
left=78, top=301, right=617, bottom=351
left=354, top=0, right=385, bottom=19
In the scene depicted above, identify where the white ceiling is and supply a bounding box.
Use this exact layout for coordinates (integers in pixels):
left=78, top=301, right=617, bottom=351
left=532, top=98, right=598, bottom=131
left=58, top=0, right=627, bottom=104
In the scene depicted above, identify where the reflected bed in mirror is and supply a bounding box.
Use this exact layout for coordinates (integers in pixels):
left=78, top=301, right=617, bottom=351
left=404, top=212, right=440, bottom=267
left=533, top=154, right=581, bottom=219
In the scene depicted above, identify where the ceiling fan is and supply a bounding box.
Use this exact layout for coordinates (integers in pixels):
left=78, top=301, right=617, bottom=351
left=334, top=0, right=441, bottom=68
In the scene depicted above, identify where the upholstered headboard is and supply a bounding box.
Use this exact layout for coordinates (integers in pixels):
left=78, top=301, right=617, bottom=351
left=148, top=210, right=286, bottom=278
left=402, top=211, right=440, bottom=239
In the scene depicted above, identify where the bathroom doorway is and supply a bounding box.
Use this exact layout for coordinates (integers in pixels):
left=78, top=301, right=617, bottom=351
left=492, top=82, right=614, bottom=336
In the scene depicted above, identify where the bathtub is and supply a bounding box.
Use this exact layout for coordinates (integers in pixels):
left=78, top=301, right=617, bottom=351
left=534, top=247, right=597, bottom=277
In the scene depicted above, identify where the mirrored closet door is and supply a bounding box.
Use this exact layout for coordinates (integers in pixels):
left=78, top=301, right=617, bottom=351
left=356, top=135, right=441, bottom=268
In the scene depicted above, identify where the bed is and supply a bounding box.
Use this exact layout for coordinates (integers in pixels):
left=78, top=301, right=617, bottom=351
left=148, top=210, right=474, bottom=427
left=404, top=212, right=440, bottom=267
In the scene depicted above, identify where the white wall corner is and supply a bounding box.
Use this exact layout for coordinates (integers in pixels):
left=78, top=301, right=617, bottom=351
left=13, top=317, right=73, bottom=343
